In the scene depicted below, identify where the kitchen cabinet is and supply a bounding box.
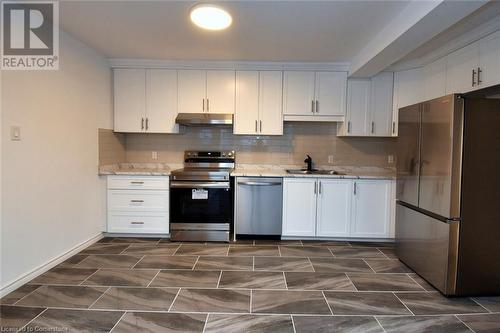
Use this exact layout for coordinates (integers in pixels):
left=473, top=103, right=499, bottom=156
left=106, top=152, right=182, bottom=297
left=316, top=179, right=352, bottom=237
left=338, top=72, right=394, bottom=137
left=283, top=178, right=393, bottom=238
left=423, top=57, right=447, bottom=101
left=445, top=42, right=479, bottom=94
left=114, top=68, right=178, bottom=133
left=107, top=176, right=169, bottom=234
left=350, top=180, right=392, bottom=238
left=178, top=69, right=235, bottom=114
left=283, top=71, right=346, bottom=121
left=478, top=30, right=500, bottom=88
left=282, top=178, right=317, bottom=237
left=234, top=71, right=283, bottom=135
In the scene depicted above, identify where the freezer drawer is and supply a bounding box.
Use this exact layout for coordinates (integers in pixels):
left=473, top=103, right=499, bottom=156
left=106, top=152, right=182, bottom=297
left=235, top=177, right=283, bottom=235
left=395, top=202, right=459, bottom=295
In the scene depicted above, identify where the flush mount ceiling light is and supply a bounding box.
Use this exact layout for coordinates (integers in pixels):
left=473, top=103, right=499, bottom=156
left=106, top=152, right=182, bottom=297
left=190, top=4, right=232, bottom=31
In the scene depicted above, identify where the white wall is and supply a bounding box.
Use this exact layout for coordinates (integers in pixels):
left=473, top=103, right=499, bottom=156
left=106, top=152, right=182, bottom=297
left=0, top=31, right=112, bottom=294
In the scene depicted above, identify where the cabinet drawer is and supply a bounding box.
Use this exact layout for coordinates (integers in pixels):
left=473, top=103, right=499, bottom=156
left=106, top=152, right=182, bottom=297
left=107, top=176, right=169, bottom=190
left=108, top=190, right=169, bottom=212
left=107, top=212, right=169, bottom=234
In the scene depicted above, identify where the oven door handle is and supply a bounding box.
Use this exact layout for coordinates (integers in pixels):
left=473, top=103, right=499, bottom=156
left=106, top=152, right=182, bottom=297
left=170, top=181, right=230, bottom=189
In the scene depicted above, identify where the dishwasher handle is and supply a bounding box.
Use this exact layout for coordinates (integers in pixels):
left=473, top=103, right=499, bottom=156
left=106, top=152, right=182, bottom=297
left=237, top=181, right=282, bottom=186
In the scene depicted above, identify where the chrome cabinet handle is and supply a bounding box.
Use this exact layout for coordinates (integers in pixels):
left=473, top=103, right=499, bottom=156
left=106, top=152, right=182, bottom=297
left=347, top=121, right=351, bottom=133
left=130, top=181, right=144, bottom=185
left=314, top=181, right=317, bottom=194
left=207, top=98, right=210, bottom=112
left=130, top=221, right=144, bottom=225
left=353, top=182, right=357, bottom=195
left=130, top=200, right=144, bottom=203
left=311, top=100, right=315, bottom=113
left=392, top=121, right=396, bottom=134
left=472, top=69, right=477, bottom=86
left=238, top=181, right=281, bottom=186
left=477, top=67, right=482, bottom=85
left=141, top=118, right=144, bottom=130
left=255, top=120, right=258, bottom=133
left=315, top=100, right=319, bottom=113
left=371, top=121, right=375, bottom=134
left=259, top=120, right=262, bottom=132
left=145, top=118, right=149, bottom=130
left=202, top=98, right=205, bottom=112
left=318, top=181, right=322, bottom=194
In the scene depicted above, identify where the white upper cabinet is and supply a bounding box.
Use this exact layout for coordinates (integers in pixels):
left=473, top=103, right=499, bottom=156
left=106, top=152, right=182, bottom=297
left=234, top=71, right=259, bottom=134
left=344, top=79, right=370, bottom=136
left=206, top=70, right=235, bottom=114
left=351, top=180, right=391, bottom=238
left=339, top=72, right=394, bottom=137
left=314, top=72, right=347, bottom=117
left=316, top=179, right=352, bottom=237
left=114, top=68, right=178, bottom=133
left=259, top=71, right=283, bottom=135
left=423, top=57, right=447, bottom=101
left=114, top=68, right=146, bottom=133
left=446, top=42, right=479, bottom=94
left=283, top=71, right=347, bottom=121
left=178, top=70, right=206, bottom=114
left=234, top=71, right=283, bottom=135
left=393, top=67, right=423, bottom=109
left=283, top=71, right=315, bottom=116
left=282, top=178, right=317, bottom=237
left=146, top=69, right=179, bottom=133
left=478, top=30, right=500, bottom=88
left=370, top=72, right=394, bottom=136
left=178, top=70, right=235, bottom=114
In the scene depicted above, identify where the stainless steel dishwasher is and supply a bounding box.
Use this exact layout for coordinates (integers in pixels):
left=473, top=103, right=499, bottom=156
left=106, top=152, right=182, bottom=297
left=235, top=177, right=283, bottom=237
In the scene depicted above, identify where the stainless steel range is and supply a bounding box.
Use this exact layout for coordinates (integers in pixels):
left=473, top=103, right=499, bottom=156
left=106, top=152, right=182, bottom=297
left=169, top=151, right=235, bottom=242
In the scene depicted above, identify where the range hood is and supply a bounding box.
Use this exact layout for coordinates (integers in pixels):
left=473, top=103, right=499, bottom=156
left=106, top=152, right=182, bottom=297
left=175, top=113, right=233, bottom=126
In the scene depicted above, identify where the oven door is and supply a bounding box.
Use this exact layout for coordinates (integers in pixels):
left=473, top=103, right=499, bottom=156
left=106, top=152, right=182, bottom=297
left=170, top=181, right=233, bottom=225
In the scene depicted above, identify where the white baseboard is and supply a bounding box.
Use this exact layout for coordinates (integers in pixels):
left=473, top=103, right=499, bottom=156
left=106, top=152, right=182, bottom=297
left=0, top=233, right=104, bottom=298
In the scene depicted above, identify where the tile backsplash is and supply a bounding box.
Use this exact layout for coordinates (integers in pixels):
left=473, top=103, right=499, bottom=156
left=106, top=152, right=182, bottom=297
left=99, top=123, right=396, bottom=167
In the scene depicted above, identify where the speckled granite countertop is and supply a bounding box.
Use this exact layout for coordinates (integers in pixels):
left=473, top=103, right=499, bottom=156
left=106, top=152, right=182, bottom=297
left=99, top=163, right=176, bottom=176
left=231, top=164, right=396, bottom=179
left=99, top=163, right=395, bottom=179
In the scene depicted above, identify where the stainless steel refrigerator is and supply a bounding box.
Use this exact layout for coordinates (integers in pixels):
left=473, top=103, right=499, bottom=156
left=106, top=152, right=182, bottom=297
left=396, top=93, right=500, bottom=296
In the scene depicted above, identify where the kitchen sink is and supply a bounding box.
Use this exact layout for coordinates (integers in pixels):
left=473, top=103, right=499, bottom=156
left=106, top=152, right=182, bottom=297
left=286, top=169, right=346, bottom=176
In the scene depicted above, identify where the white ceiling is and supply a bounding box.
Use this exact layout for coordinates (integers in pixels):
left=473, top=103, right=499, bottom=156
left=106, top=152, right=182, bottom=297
left=60, top=0, right=410, bottom=62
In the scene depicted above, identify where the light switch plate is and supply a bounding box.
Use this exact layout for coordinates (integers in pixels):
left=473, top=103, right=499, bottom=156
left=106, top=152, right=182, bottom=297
left=328, top=155, right=334, bottom=164
left=388, top=155, right=394, bottom=164
left=152, top=151, right=158, bottom=160
left=10, top=126, right=21, bottom=141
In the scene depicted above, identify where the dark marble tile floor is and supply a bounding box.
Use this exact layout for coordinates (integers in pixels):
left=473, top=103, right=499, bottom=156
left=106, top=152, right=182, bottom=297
left=1, top=237, right=498, bottom=332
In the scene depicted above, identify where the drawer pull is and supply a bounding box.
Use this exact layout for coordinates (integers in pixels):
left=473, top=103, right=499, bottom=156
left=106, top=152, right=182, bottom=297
left=130, top=200, right=144, bottom=203
left=130, top=221, right=144, bottom=225
left=130, top=181, right=144, bottom=185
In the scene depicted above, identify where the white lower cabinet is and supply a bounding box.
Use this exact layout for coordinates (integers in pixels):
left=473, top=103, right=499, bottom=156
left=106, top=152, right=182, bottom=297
left=107, top=176, right=169, bottom=234
left=350, top=180, right=392, bottom=238
left=282, top=177, right=393, bottom=239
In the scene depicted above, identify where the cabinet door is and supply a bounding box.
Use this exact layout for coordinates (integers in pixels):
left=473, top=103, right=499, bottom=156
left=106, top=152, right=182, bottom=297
left=315, top=72, right=347, bottom=117
left=114, top=68, right=145, bottom=132
left=316, top=179, right=352, bottom=237
left=370, top=72, right=394, bottom=136
left=206, top=70, right=235, bottom=114
left=282, top=178, right=317, bottom=237
left=259, top=71, right=283, bottom=135
left=178, top=70, right=206, bottom=113
left=146, top=69, right=179, bottom=133
left=351, top=180, right=391, bottom=238
left=445, top=41, right=479, bottom=94
left=234, top=71, right=259, bottom=135
left=283, top=71, right=315, bottom=115
left=394, top=68, right=424, bottom=109
left=346, top=79, right=370, bottom=136
left=478, top=30, right=500, bottom=88
left=423, top=57, right=447, bottom=101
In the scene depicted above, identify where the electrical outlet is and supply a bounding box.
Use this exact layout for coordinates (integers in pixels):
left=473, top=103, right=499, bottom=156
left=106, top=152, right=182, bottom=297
left=388, top=155, right=394, bottom=164
left=152, top=151, right=158, bottom=160
left=328, top=155, right=334, bottom=164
